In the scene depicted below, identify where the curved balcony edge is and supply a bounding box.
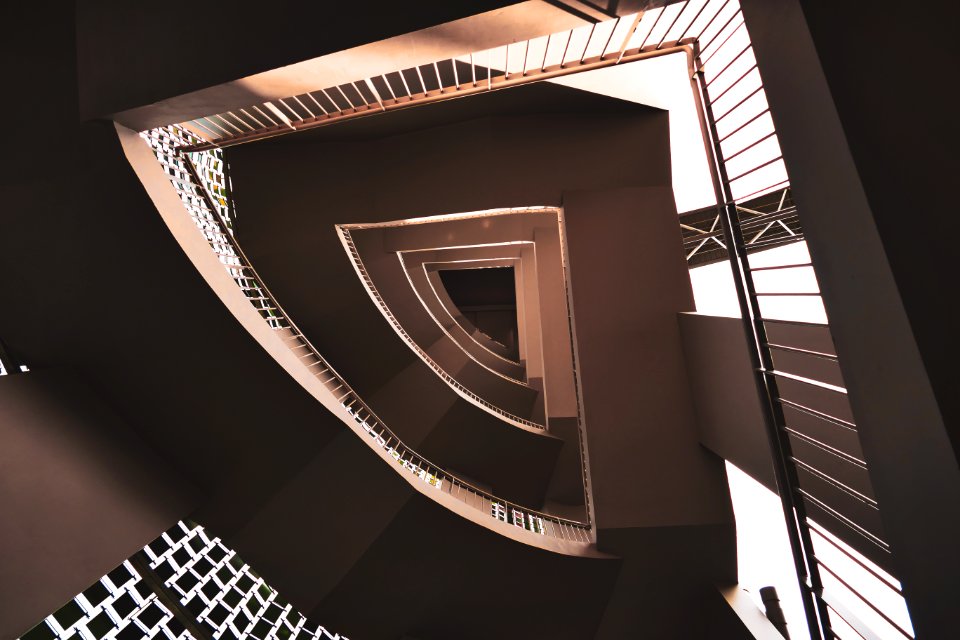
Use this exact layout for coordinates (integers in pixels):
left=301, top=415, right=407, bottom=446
left=422, top=262, right=525, bottom=369
left=404, top=253, right=528, bottom=382
left=338, top=226, right=549, bottom=434
left=116, top=122, right=604, bottom=559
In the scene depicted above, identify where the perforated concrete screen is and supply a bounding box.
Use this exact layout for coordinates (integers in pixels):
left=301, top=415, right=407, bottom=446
left=20, top=521, right=347, bottom=640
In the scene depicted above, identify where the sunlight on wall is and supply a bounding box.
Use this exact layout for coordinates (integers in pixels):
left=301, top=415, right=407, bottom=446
left=690, top=258, right=741, bottom=317
left=689, top=241, right=826, bottom=323
left=693, top=242, right=825, bottom=639
left=707, top=239, right=913, bottom=639
left=549, top=52, right=717, bottom=214
left=727, top=461, right=812, bottom=640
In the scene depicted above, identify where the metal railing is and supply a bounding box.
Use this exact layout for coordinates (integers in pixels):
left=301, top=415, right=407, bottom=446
left=144, top=0, right=914, bottom=632
left=338, top=225, right=546, bottom=431
left=340, top=208, right=594, bottom=528
left=141, top=125, right=592, bottom=545
left=681, top=187, right=802, bottom=266
left=688, top=2, right=914, bottom=636
left=420, top=262, right=527, bottom=371
left=400, top=255, right=528, bottom=383
left=174, top=2, right=738, bottom=152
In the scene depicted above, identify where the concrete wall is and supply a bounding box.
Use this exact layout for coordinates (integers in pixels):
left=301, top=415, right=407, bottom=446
left=0, top=1, right=347, bottom=546
left=74, top=0, right=523, bottom=121
left=229, top=87, right=668, bottom=398
left=563, top=187, right=734, bottom=532
left=795, top=1, right=958, bottom=453
left=741, top=1, right=960, bottom=634
left=349, top=224, right=539, bottom=419
left=228, top=87, right=672, bottom=511
left=0, top=371, right=194, bottom=640
left=408, top=251, right=528, bottom=380
left=678, top=313, right=775, bottom=491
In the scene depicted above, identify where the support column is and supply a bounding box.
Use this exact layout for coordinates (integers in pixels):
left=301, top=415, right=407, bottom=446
left=740, top=1, right=960, bottom=635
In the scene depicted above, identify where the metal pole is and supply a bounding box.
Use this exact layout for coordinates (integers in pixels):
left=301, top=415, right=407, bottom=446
left=761, top=586, right=791, bottom=639
left=689, top=42, right=832, bottom=640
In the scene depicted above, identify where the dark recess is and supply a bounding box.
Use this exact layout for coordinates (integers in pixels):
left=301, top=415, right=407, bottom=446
left=439, top=267, right=519, bottom=357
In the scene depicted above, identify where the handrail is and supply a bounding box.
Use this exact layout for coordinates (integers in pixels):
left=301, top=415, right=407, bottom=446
left=685, top=2, right=914, bottom=636
left=175, top=37, right=696, bottom=152
left=338, top=227, right=547, bottom=432
left=140, top=125, right=592, bottom=544
left=422, top=264, right=526, bottom=369
left=339, top=211, right=594, bottom=524
left=135, top=0, right=920, bottom=633
left=401, top=255, right=528, bottom=384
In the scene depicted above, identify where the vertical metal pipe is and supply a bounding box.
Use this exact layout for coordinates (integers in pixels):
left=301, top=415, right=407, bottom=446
left=414, top=65, right=428, bottom=94
left=761, top=586, right=792, bottom=639
left=617, top=12, right=645, bottom=63
left=581, top=23, right=596, bottom=63
left=306, top=92, right=328, bottom=115
left=320, top=89, right=343, bottom=113
left=363, top=79, right=385, bottom=111
left=291, top=95, right=315, bottom=119
left=689, top=42, right=831, bottom=640
left=336, top=85, right=357, bottom=110
left=222, top=149, right=237, bottom=230
left=600, top=16, right=622, bottom=58
left=560, top=29, right=573, bottom=67
left=380, top=75, right=398, bottom=102
left=433, top=62, right=444, bottom=93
